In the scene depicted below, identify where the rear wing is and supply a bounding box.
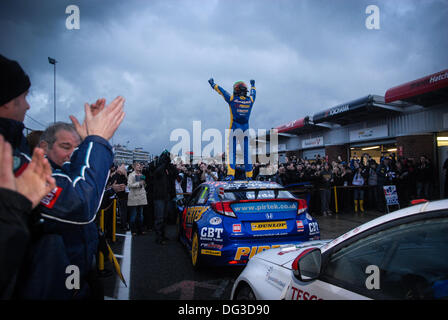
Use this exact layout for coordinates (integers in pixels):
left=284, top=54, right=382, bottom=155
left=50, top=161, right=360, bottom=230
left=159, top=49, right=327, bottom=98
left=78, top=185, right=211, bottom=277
left=218, top=186, right=293, bottom=200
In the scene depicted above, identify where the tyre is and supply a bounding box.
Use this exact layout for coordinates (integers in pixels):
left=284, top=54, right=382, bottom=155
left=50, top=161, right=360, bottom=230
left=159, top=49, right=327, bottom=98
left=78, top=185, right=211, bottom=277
left=191, top=230, right=202, bottom=270
left=176, top=213, right=182, bottom=241
left=235, top=284, right=257, bottom=300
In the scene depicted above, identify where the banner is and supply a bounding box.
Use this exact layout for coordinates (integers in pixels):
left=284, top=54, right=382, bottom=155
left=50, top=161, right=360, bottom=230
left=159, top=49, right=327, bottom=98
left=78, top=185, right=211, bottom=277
left=383, top=185, right=399, bottom=206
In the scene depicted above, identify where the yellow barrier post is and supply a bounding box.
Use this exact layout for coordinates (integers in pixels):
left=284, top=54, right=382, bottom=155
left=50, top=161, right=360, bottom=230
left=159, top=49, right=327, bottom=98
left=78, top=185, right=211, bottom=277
left=333, top=186, right=339, bottom=214
left=99, top=209, right=105, bottom=271
left=112, top=199, right=117, bottom=242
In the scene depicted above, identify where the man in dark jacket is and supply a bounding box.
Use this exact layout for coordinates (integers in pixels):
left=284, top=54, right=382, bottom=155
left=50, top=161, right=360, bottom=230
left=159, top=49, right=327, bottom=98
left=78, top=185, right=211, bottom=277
left=0, top=135, right=56, bottom=299
left=0, top=54, right=34, bottom=298
left=152, top=150, right=177, bottom=245
left=14, top=98, right=125, bottom=300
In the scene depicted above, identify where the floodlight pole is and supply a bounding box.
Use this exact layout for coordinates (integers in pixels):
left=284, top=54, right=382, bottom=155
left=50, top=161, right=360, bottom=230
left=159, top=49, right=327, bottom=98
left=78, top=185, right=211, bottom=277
left=48, top=57, right=57, bottom=123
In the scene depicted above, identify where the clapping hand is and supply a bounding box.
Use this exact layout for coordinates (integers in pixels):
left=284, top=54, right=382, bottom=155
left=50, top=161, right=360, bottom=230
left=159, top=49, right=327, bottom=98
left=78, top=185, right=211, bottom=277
left=70, top=96, right=126, bottom=141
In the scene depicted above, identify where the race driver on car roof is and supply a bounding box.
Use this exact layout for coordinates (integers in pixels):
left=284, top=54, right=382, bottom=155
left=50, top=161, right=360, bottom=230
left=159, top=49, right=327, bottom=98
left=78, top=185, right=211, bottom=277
left=208, top=78, right=256, bottom=181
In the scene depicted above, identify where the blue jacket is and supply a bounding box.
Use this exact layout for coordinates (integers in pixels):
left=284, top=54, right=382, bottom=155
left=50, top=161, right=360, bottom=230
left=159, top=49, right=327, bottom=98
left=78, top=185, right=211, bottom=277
left=16, top=135, right=113, bottom=299
left=213, top=84, right=256, bottom=125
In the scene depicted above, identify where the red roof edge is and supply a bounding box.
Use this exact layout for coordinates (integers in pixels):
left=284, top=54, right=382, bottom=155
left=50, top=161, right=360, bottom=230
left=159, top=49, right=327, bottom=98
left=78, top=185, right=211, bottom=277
left=275, top=118, right=306, bottom=133
left=385, top=69, right=448, bottom=103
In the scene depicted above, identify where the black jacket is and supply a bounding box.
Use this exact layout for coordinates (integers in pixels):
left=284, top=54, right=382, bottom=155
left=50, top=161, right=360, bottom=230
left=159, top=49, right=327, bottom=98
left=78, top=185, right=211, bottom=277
left=0, top=188, right=32, bottom=299
left=0, top=117, right=32, bottom=299
left=153, top=159, right=177, bottom=200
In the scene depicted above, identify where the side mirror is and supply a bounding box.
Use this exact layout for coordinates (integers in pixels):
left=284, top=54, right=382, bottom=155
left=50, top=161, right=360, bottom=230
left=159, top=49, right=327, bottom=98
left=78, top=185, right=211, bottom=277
left=292, top=248, right=321, bottom=282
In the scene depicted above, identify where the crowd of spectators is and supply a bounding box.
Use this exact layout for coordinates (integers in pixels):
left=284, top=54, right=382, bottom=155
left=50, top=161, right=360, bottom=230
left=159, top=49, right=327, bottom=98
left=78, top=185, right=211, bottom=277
left=106, top=150, right=438, bottom=241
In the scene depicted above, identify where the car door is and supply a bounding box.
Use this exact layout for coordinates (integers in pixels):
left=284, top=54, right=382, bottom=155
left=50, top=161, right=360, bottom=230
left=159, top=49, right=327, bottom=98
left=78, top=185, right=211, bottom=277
left=184, top=186, right=210, bottom=241
left=182, top=186, right=203, bottom=241
left=287, top=210, right=448, bottom=300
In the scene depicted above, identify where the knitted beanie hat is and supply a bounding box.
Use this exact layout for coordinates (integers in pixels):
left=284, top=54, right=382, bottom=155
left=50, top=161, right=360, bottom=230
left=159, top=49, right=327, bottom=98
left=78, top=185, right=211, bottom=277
left=0, top=54, right=31, bottom=106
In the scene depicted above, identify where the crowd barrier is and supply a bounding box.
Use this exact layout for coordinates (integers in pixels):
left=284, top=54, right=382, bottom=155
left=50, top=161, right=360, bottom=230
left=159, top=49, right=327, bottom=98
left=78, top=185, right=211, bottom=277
left=98, top=199, right=118, bottom=272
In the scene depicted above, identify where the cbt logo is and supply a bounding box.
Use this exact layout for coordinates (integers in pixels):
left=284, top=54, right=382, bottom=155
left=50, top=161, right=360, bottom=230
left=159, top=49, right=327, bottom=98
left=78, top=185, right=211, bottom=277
left=200, top=227, right=224, bottom=241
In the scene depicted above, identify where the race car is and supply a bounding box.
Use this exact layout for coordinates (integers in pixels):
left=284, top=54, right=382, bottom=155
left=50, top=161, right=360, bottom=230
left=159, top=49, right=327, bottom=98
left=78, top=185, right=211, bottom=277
left=176, top=180, right=320, bottom=269
left=231, top=199, right=448, bottom=300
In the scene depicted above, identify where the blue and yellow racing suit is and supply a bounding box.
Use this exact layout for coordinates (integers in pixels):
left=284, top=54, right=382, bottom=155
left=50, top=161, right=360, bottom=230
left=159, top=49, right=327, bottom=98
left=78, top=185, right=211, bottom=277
left=212, top=83, right=256, bottom=178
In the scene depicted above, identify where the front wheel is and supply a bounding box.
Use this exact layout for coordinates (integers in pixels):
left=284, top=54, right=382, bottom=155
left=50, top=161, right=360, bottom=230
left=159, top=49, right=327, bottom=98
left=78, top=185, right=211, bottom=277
left=176, top=213, right=182, bottom=241
left=191, top=230, right=202, bottom=270
left=235, top=284, right=257, bottom=300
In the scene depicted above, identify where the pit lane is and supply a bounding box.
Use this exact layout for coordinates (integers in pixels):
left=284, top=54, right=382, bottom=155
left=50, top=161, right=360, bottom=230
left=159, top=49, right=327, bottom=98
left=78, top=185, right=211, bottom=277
left=102, top=210, right=384, bottom=300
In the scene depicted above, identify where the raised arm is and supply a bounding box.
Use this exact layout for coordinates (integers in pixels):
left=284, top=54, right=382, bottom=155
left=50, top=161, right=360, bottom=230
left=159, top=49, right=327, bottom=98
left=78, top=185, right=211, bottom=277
left=209, top=78, right=232, bottom=104
left=250, top=79, right=256, bottom=103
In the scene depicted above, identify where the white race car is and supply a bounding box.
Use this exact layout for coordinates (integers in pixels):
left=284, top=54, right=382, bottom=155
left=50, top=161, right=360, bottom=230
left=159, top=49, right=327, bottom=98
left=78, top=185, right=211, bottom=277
left=231, top=199, right=448, bottom=300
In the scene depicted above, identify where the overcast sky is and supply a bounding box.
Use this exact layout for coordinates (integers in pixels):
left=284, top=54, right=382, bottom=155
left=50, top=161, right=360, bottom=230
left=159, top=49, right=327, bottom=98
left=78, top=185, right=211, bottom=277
left=1, top=0, right=447, bottom=156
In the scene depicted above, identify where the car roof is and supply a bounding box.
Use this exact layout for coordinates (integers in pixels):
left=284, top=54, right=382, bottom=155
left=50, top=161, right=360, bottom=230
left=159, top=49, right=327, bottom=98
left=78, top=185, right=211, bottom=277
left=321, top=199, right=448, bottom=252
left=204, top=180, right=283, bottom=190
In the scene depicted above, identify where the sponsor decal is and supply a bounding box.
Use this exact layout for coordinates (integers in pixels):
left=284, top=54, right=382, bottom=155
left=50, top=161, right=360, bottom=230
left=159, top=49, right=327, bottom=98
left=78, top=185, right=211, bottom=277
left=232, top=201, right=297, bottom=214
left=40, top=187, right=63, bottom=209
left=234, top=245, right=282, bottom=260
left=296, top=221, right=304, bottom=232
left=308, top=222, right=320, bottom=235
left=200, top=227, right=224, bottom=241
left=265, top=266, right=287, bottom=290
left=209, top=217, right=222, bottom=225
left=186, top=206, right=208, bottom=224
left=289, top=287, right=322, bottom=300
left=232, top=224, right=242, bottom=233
left=200, top=243, right=223, bottom=250
left=200, top=249, right=221, bottom=256
left=251, top=221, right=287, bottom=231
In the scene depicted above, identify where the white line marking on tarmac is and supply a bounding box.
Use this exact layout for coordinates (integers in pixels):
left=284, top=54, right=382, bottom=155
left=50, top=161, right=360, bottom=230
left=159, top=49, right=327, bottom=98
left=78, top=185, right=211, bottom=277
left=116, top=231, right=132, bottom=300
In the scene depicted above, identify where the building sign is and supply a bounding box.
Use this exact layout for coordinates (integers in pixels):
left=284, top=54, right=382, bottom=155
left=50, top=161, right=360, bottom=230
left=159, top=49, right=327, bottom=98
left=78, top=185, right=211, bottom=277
left=313, top=95, right=373, bottom=124
left=302, top=136, right=324, bottom=149
left=349, top=125, right=388, bottom=142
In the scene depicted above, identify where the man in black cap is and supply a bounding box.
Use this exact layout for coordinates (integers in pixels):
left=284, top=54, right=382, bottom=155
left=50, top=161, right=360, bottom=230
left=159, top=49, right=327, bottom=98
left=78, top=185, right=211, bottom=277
left=0, top=54, right=33, bottom=298
left=0, top=54, right=32, bottom=165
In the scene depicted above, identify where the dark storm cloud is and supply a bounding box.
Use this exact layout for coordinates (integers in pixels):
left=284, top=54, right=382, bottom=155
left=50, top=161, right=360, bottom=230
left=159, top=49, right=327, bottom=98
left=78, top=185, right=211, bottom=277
left=1, top=0, right=447, bottom=155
